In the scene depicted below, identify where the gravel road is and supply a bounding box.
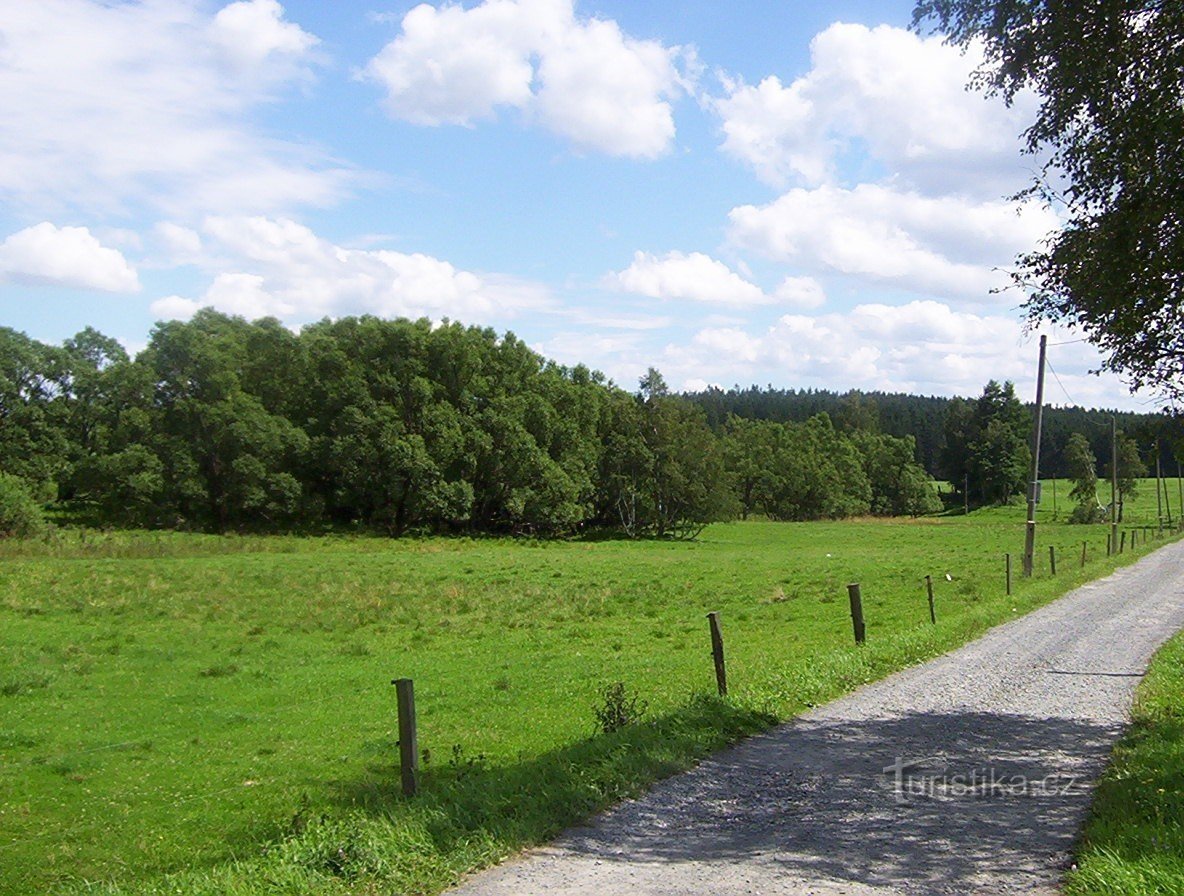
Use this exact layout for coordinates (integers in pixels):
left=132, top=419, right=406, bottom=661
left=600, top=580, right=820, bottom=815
left=449, top=538, right=1184, bottom=896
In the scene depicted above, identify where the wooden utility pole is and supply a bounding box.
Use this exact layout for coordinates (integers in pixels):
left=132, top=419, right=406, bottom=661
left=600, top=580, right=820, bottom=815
left=1110, top=417, right=1119, bottom=555
left=1156, top=438, right=1164, bottom=527
left=1023, top=335, right=1048, bottom=577
left=1178, top=456, right=1183, bottom=530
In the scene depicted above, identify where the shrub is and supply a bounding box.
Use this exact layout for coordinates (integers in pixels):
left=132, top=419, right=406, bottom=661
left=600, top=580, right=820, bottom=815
left=0, top=474, right=47, bottom=538
left=593, top=681, right=648, bottom=734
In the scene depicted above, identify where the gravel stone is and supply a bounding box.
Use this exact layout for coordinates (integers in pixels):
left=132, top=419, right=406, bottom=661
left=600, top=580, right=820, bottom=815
left=448, top=539, right=1184, bottom=895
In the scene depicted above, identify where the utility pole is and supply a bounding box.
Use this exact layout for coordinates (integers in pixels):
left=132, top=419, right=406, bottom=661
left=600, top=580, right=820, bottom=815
left=1156, top=438, right=1164, bottom=526
left=1023, top=334, right=1047, bottom=578
left=1110, top=416, right=1119, bottom=554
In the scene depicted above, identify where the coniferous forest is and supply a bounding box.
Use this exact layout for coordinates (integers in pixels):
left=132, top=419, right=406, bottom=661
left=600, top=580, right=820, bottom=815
left=0, top=310, right=1179, bottom=537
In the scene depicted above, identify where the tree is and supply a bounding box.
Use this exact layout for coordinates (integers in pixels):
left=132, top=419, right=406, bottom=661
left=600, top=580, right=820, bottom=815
left=913, top=2, right=1184, bottom=400
left=1063, top=432, right=1101, bottom=523
left=1105, top=432, right=1146, bottom=522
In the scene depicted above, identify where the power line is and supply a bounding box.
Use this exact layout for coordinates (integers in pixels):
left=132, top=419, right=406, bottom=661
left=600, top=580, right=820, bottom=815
left=1044, top=357, right=1077, bottom=407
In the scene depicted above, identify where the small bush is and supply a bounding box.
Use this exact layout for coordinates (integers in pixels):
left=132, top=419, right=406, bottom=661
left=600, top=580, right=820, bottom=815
left=593, top=681, right=648, bottom=734
left=1069, top=503, right=1105, bottom=524
left=0, top=474, right=47, bottom=538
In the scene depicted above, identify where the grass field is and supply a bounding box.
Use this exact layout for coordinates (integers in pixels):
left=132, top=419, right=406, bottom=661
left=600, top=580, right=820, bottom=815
left=1066, top=626, right=1184, bottom=895
left=1, top=481, right=1181, bottom=895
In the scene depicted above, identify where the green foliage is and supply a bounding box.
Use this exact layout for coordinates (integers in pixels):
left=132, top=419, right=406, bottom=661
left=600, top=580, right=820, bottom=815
left=1064, top=433, right=1099, bottom=516
left=941, top=381, right=1031, bottom=507
left=913, top=2, right=1184, bottom=400
left=594, top=681, right=649, bottom=734
left=1066, top=630, right=1184, bottom=895
left=0, top=473, right=46, bottom=537
left=1105, top=434, right=1146, bottom=523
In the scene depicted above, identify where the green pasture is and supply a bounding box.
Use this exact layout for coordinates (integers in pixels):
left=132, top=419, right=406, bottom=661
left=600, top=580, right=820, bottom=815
left=1, top=481, right=1181, bottom=895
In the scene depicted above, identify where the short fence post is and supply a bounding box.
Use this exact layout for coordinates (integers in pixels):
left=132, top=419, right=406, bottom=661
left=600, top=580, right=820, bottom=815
left=1081, top=541, right=1087, bottom=568
left=393, top=678, right=419, bottom=797
left=706, top=612, right=727, bottom=697
left=925, top=575, right=936, bottom=625
left=1049, top=545, right=1057, bottom=576
left=1121, top=531, right=1127, bottom=553
left=847, top=583, right=866, bottom=645
left=1005, top=553, right=1012, bottom=596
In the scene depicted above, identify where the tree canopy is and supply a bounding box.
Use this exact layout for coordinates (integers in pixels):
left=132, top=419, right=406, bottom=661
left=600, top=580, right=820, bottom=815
left=913, top=1, right=1184, bottom=400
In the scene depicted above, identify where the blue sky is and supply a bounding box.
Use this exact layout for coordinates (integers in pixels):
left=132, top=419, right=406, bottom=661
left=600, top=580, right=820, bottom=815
left=0, top=0, right=1152, bottom=410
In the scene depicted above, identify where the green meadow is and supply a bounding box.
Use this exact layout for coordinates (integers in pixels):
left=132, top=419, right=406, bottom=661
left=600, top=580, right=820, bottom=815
left=2, top=482, right=1181, bottom=895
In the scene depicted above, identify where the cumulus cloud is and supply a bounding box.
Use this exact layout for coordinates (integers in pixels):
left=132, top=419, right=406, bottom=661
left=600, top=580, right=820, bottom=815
left=712, top=23, right=1038, bottom=197
left=363, top=0, right=689, bottom=157
left=0, top=222, right=140, bottom=292
left=0, top=0, right=351, bottom=216
left=728, top=183, right=1058, bottom=303
left=210, top=0, right=319, bottom=70
left=608, top=250, right=770, bottom=306
left=656, top=302, right=1116, bottom=404
left=774, top=275, right=826, bottom=309
left=152, top=215, right=550, bottom=324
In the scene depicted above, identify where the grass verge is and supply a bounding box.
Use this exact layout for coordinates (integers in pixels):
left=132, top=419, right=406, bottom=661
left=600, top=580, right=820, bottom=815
left=1065, top=630, right=1184, bottom=895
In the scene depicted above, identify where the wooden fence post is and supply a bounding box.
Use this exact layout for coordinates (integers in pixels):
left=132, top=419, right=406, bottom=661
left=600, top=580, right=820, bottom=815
left=925, top=575, right=936, bottom=625
left=848, top=583, right=866, bottom=645
left=1081, top=541, right=1087, bottom=568
left=706, top=612, right=727, bottom=697
left=1121, top=531, right=1127, bottom=553
left=1005, top=553, right=1012, bottom=596
left=1049, top=545, right=1057, bottom=576
left=393, top=678, right=419, bottom=797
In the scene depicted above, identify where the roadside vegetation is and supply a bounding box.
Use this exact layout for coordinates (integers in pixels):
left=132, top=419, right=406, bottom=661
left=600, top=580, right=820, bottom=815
left=1, top=486, right=1179, bottom=895
left=1066, top=627, right=1184, bottom=895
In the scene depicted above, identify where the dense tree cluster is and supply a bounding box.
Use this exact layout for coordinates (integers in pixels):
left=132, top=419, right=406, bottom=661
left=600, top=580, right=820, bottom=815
left=4, top=311, right=1178, bottom=536
left=0, top=312, right=950, bottom=537
left=689, top=382, right=1184, bottom=519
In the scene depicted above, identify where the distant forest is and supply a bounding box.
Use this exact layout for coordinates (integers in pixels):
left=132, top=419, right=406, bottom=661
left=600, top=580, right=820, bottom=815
left=0, top=311, right=1180, bottom=537
left=685, top=385, right=1184, bottom=485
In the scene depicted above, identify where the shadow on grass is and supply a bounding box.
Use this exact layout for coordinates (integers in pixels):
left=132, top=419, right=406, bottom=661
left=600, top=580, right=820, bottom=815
left=329, top=703, right=1129, bottom=895
left=326, top=694, right=776, bottom=858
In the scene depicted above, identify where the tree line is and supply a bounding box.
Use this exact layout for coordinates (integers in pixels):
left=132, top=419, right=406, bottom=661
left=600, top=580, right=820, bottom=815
left=0, top=312, right=952, bottom=537
left=686, top=384, right=1183, bottom=509
left=2, top=311, right=1178, bottom=538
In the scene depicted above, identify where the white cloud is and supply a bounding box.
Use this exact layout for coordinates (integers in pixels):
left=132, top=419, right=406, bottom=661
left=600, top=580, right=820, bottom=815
left=153, top=222, right=204, bottom=261
left=363, top=0, right=688, bottom=157
left=774, top=275, right=826, bottom=309
left=655, top=302, right=1118, bottom=403
left=161, top=215, right=550, bottom=324
left=210, top=0, right=319, bottom=71
left=713, top=23, right=1037, bottom=197
left=150, top=295, right=202, bottom=320
left=608, top=250, right=769, bottom=306
left=0, top=0, right=351, bottom=216
left=0, top=222, right=140, bottom=292
left=728, top=183, right=1058, bottom=303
